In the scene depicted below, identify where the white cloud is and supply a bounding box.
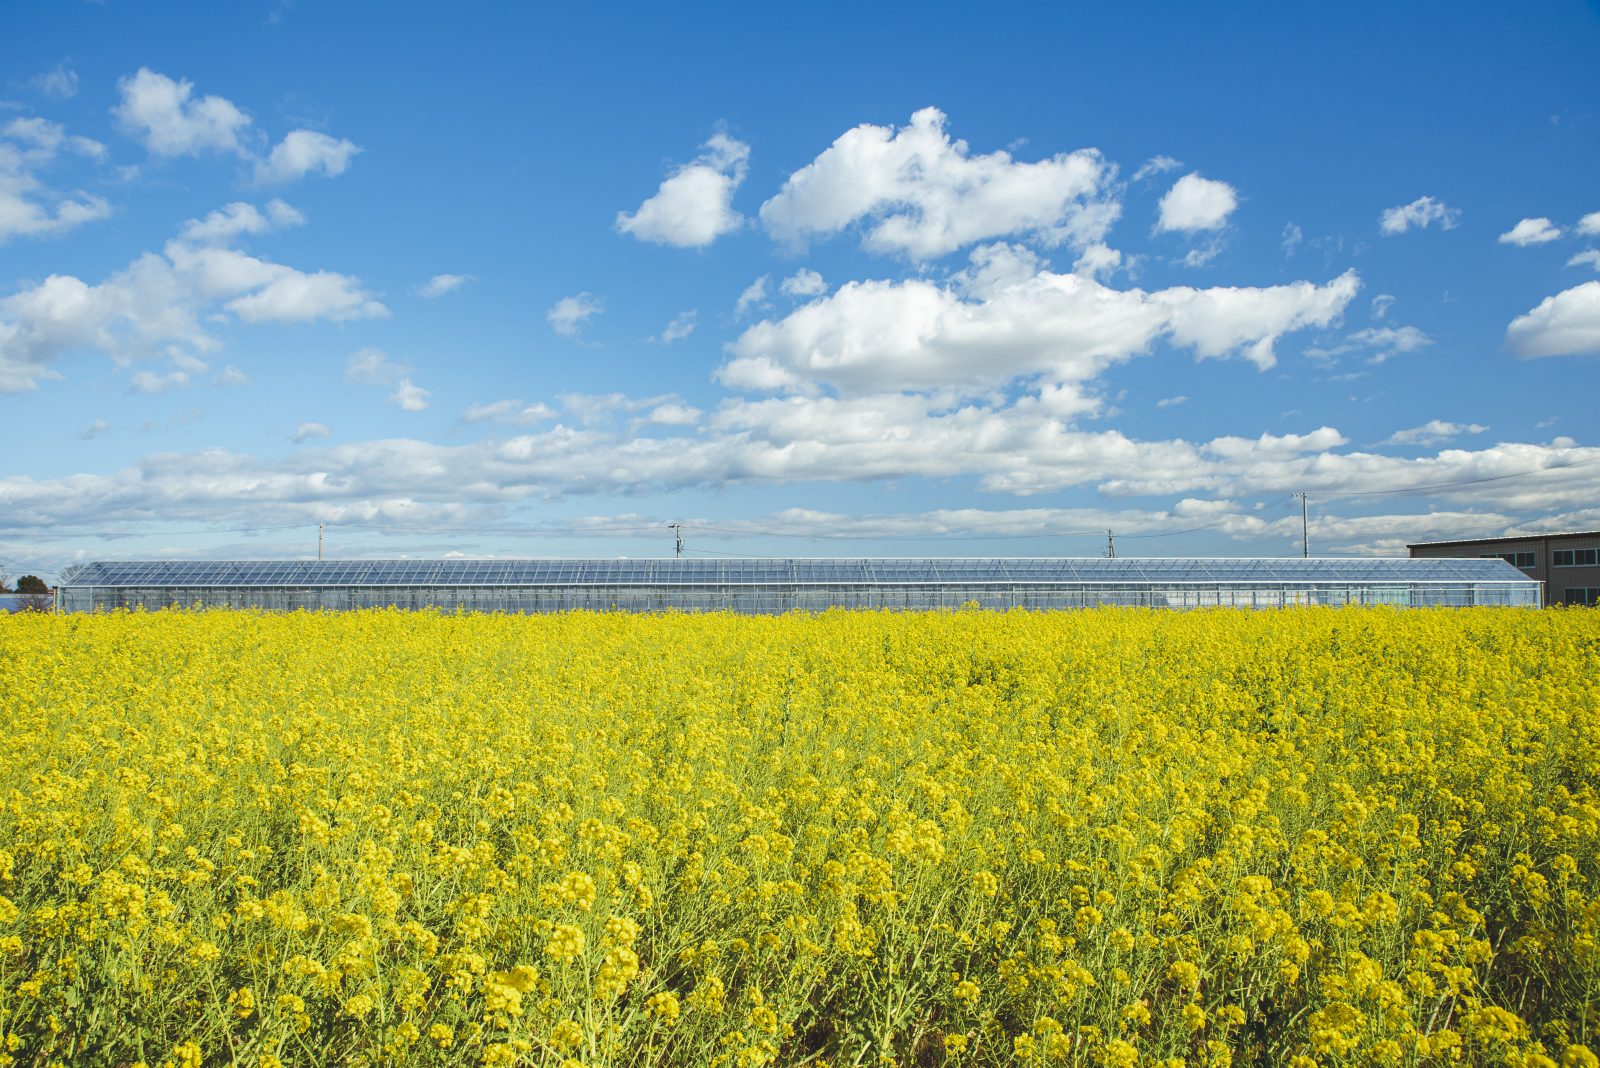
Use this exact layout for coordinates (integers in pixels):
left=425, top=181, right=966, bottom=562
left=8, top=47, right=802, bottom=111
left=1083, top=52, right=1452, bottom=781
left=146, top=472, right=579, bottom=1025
left=212, top=364, right=249, bottom=387
left=653, top=309, right=697, bottom=344
left=1072, top=243, right=1121, bottom=280
left=292, top=421, right=331, bottom=443
left=615, top=133, right=748, bottom=248
left=734, top=275, right=769, bottom=318
left=1383, top=420, right=1489, bottom=446
left=344, top=347, right=407, bottom=384
left=254, top=129, right=361, bottom=184
left=1281, top=223, right=1302, bottom=256
left=129, top=369, right=190, bottom=394
left=78, top=418, right=110, bottom=439
left=1156, top=395, right=1187, bottom=408
left=1307, top=325, right=1432, bottom=365
left=1370, top=294, right=1395, bottom=319
left=1505, top=281, right=1600, bottom=358
left=642, top=402, right=702, bottom=426
left=1568, top=250, right=1600, bottom=272
left=1131, top=155, right=1180, bottom=182
left=720, top=252, right=1360, bottom=395
left=548, top=293, right=602, bottom=337
left=1156, top=173, right=1238, bottom=233
left=558, top=391, right=679, bottom=424
left=759, top=107, right=1118, bottom=260
left=389, top=377, right=430, bottom=412
left=1179, top=241, right=1224, bottom=268
left=6, top=397, right=1593, bottom=538
left=418, top=273, right=473, bottom=298
left=112, top=68, right=360, bottom=188
left=460, top=399, right=557, bottom=425
left=28, top=65, right=79, bottom=101
left=0, top=203, right=384, bottom=393
left=1379, top=196, right=1460, bottom=235
left=226, top=270, right=386, bottom=323
left=1498, top=217, right=1562, bottom=246
left=0, top=117, right=113, bottom=243
left=178, top=199, right=303, bottom=244
left=113, top=68, right=252, bottom=157
left=779, top=269, right=826, bottom=299
left=1577, top=212, right=1600, bottom=237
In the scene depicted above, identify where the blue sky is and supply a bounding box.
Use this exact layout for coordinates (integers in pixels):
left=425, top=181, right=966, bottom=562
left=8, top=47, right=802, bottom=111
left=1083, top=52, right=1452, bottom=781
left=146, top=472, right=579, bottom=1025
left=3, top=2, right=1599, bottom=579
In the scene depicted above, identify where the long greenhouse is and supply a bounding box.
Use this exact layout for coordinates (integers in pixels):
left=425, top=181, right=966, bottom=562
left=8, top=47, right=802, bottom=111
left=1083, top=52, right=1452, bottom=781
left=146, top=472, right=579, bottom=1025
left=54, top=557, right=1542, bottom=613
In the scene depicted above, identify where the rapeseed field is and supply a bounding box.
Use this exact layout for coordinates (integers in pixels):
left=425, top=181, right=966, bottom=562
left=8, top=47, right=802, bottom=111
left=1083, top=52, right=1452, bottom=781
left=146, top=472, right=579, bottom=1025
left=1, top=607, right=1597, bottom=1067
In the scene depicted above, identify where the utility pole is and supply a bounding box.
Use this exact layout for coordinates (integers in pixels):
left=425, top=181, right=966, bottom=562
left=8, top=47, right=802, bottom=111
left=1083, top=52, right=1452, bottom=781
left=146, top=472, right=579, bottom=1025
left=318, top=523, right=325, bottom=562
left=1104, top=529, right=1116, bottom=559
left=667, top=523, right=684, bottom=559
left=1293, top=493, right=1308, bottom=557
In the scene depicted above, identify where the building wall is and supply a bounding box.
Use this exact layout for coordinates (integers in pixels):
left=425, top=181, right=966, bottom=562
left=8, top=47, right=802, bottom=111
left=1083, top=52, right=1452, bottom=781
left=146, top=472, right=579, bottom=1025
left=1408, top=532, right=1600, bottom=607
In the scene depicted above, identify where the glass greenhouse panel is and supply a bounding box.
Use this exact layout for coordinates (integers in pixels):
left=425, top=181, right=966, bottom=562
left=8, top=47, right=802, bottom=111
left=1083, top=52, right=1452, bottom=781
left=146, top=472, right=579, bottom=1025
left=55, top=557, right=1541, bottom=613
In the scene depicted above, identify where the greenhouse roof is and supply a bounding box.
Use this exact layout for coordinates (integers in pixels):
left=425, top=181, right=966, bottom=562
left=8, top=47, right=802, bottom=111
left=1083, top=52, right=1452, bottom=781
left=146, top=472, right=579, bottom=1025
left=61, top=557, right=1533, bottom=588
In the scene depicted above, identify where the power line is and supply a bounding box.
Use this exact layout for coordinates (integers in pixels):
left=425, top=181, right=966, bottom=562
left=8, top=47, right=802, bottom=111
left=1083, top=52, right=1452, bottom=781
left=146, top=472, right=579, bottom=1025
left=1312, top=453, right=1600, bottom=498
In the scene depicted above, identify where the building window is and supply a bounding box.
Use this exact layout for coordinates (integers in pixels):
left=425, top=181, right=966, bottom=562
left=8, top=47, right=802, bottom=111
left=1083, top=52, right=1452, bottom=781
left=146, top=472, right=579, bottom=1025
left=1483, top=552, right=1535, bottom=568
left=1553, top=549, right=1599, bottom=567
left=1563, top=588, right=1600, bottom=607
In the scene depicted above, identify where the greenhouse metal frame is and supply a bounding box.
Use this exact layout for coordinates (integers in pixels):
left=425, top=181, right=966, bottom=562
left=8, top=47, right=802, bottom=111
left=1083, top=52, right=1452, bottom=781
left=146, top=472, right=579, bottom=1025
left=55, top=557, right=1542, bottom=613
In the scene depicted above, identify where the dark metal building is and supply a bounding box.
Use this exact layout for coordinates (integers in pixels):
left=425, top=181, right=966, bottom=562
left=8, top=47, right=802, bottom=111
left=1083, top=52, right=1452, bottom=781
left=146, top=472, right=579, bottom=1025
left=1408, top=530, right=1600, bottom=606
left=56, top=557, right=1541, bottom=613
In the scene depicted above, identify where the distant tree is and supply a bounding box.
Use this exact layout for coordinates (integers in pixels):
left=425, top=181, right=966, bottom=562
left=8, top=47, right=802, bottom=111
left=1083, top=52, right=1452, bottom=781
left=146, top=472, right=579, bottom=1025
left=16, top=575, right=48, bottom=594
left=18, top=591, right=53, bottom=613
left=0, top=567, right=9, bottom=593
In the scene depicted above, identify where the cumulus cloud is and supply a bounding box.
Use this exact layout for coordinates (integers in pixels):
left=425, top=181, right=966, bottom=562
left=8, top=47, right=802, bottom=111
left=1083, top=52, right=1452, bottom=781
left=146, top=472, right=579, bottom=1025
left=254, top=129, right=360, bottom=184
left=719, top=251, right=1360, bottom=395
left=1131, top=155, right=1180, bottom=182
left=292, top=421, right=331, bottom=443
left=178, top=198, right=303, bottom=243
left=389, top=378, right=430, bottom=412
left=129, top=369, right=190, bottom=394
left=759, top=107, right=1119, bottom=260
left=615, top=133, right=748, bottom=247
left=653, top=309, right=697, bottom=344
left=1505, top=281, right=1600, bottom=358
left=0, top=117, right=113, bottom=243
left=113, top=68, right=360, bottom=185
left=344, top=347, right=408, bottom=384
left=460, top=399, right=558, bottom=425
left=226, top=270, right=386, bottom=323
left=1156, top=173, right=1238, bottom=233
left=1383, top=420, right=1489, bottom=447
left=1306, top=325, right=1432, bottom=365
left=1072, top=243, right=1122, bottom=280
left=1379, top=196, right=1460, bottom=235
left=779, top=269, right=826, bottom=299
left=734, top=275, right=769, bottom=318
left=1498, top=217, right=1562, bottom=246
left=4, top=398, right=1594, bottom=549
left=548, top=293, right=602, bottom=337
left=641, top=402, right=702, bottom=427
left=113, top=68, right=252, bottom=157
left=417, top=273, right=472, bottom=298
left=1570, top=250, right=1600, bottom=272
left=28, top=65, right=79, bottom=100
left=1156, top=395, right=1187, bottom=408
left=1577, top=212, right=1600, bottom=237
left=212, top=364, right=250, bottom=387
left=1281, top=223, right=1303, bottom=256
left=78, top=418, right=110, bottom=440
left=0, top=201, right=384, bottom=393
left=1370, top=294, right=1395, bottom=320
